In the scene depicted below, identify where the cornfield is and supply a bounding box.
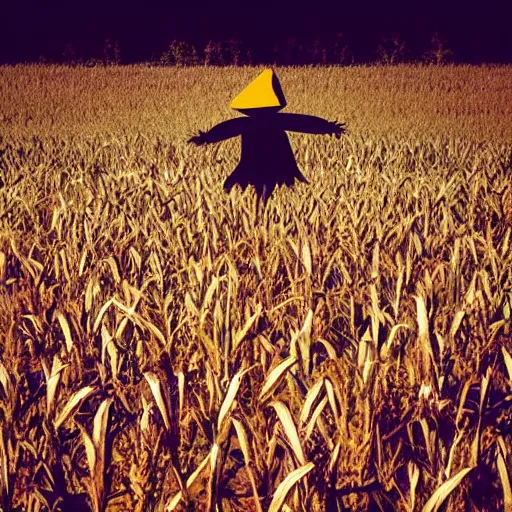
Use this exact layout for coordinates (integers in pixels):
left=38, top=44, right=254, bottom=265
left=0, top=64, right=511, bottom=511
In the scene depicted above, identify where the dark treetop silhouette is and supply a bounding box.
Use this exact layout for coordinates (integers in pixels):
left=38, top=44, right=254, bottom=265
left=188, top=69, right=346, bottom=199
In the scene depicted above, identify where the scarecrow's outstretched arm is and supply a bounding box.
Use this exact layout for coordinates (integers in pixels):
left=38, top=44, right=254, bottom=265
left=188, top=118, right=247, bottom=145
left=278, top=113, right=346, bottom=139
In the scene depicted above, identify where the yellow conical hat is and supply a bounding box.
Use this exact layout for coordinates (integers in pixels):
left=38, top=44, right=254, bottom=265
left=230, top=69, right=287, bottom=110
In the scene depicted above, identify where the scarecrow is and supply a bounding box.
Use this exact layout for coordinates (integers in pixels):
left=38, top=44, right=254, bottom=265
left=188, top=68, right=346, bottom=199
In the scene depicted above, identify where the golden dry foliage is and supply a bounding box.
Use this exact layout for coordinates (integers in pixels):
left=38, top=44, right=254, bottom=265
left=0, top=65, right=511, bottom=512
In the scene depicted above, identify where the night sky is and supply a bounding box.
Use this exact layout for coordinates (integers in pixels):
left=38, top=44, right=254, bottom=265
left=1, top=0, right=511, bottom=63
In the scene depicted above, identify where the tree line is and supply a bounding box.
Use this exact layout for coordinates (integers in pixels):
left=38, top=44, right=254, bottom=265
left=44, top=33, right=456, bottom=67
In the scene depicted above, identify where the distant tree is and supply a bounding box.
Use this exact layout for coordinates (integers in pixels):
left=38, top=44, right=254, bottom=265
left=223, top=39, right=243, bottom=65
left=332, top=32, right=353, bottom=65
left=62, top=43, right=80, bottom=65
left=245, top=49, right=253, bottom=66
left=276, top=37, right=304, bottom=65
left=103, top=38, right=121, bottom=66
left=85, top=58, right=103, bottom=67
left=377, top=33, right=407, bottom=64
left=204, top=41, right=224, bottom=66
left=423, top=33, right=453, bottom=64
left=114, top=41, right=121, bottom=65
left=159, top=47, right=171, bottom=66
left=272, top=43, right=280, bottom=65
left=272, top=39, right=283, bottom=65
left=308, top=38, right=328, bottom=65
left=161, top=40, right=199, bottom=66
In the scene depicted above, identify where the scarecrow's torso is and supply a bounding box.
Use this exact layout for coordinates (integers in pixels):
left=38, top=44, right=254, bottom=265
left=237, top=116, right=302, bottom=181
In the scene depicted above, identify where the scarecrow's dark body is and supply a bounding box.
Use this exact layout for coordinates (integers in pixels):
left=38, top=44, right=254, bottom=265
left=196, top=112, right=341, bottom=197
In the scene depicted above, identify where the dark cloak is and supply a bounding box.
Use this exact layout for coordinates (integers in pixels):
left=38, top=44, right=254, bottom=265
left=192, top=112, right=344, bottom=197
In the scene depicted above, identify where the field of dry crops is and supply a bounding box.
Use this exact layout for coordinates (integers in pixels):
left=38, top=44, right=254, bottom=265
left=0, top=65, right=512, bottom=512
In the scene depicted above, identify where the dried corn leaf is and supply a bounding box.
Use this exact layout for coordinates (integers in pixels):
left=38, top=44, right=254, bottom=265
left=422, top=467, right=473, bottom=512
left=299, top=377, right=324, bottom=426
left=166, top=451, right=212, bottom=511
left=54, top=386, right=96, bottom=429
left=144, top=372, right=170, bottom=431
left=233, top=304, right=262, bottom=350
left=502, top=347, right=512, bottom=382
left=268, top=462, right=314, bottom=512
left=259, top=356, right=297, bottom=402
left=270, top=401, right=306, bottom=466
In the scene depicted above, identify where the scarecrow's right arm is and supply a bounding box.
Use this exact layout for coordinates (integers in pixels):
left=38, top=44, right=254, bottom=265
left=188, top=118, right=247, bottom=145
left=278, top=114, right=346, bottom=139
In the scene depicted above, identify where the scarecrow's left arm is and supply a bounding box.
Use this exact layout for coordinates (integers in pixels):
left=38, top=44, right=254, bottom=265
left=188, top=118, right=247, bottom=145
left=278, top=113, right=346, bottom=139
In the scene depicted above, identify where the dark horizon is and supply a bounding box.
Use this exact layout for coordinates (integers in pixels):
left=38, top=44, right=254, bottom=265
left=1, top=0, right=511, bottom=64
